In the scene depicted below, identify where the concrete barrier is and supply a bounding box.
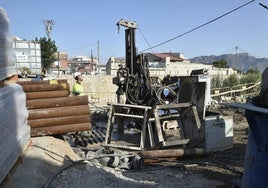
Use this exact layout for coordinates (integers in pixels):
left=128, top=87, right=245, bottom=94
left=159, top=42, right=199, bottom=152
left=59, top=75, right=118, bottom=105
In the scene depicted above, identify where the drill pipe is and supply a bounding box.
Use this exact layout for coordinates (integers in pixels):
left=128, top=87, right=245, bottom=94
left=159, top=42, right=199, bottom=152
left=26, top=96, right=88, bottom=109
left=21, top=83, right=69, bottom=92
left=31, top=122, right=91, bottom=137
left=28, top=105, right=90, bottom=120
left=26, top=90, right=70, bottom=100
left=139, top=148, right=206, bottom=158
left=18, top=79, right=67, bottom=85
left=28, top=114, right=90, bottom=128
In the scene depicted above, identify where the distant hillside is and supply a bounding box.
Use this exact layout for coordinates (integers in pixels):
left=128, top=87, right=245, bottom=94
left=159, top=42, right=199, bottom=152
left=190, top=53, right=268, bottom=73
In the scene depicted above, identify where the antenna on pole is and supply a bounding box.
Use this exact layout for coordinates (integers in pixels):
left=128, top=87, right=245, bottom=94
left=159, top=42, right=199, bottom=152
left=43, top=19, right=54, bottom=39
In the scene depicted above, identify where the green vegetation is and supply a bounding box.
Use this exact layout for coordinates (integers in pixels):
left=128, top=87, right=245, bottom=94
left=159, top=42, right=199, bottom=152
left=211, top=58, right=261, bottom=88
left=240, top=68, right=261, bottom=84
left=212, top=59, right=228, bottom=68
left=211, top=75, right=222, bottom=88
left=223, top=74, right=239, bottom=87
left=211, top=68, right=261, bottom=88
left=36, top=37, right=58, bottom=71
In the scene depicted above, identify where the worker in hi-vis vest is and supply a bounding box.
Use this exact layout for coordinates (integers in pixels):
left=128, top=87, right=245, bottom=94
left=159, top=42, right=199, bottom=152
left=72, top=72, right=84, bottom=96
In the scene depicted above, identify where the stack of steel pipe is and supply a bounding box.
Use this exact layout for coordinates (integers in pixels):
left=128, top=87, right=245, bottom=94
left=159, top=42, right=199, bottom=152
left=18, top=79, right=91, bottom=136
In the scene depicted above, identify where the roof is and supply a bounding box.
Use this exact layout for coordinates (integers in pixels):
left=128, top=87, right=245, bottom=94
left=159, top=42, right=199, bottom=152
left=149, top=53, right=184, bottom=62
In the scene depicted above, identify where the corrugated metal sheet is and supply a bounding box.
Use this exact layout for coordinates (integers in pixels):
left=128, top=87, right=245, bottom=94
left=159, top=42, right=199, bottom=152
left=0, top=84, right=30, bottom=183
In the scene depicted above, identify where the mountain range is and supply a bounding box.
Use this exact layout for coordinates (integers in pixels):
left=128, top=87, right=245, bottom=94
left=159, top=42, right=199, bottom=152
left=190, top=53, right=268, bottom=73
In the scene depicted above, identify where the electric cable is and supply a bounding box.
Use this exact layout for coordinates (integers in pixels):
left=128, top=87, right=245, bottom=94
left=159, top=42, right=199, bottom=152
left=43, top=152, right=139, bottom=188
left=88, top=102, right=109, bottom=112
left=234, top=46, right=263, bottom=58
left=138, top=27, right=153, bottom=53
left=140, top=0, right=256, bottom=53
left=146, top=0, right=193, bottom=27
left=63, top=42, right=97, bottom=51
left=259, top=2, right=268, bottom=10
left=43, top=148, right=243, bottom=188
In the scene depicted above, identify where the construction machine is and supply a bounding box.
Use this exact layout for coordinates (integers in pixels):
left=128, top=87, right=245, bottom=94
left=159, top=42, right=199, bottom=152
left=103, top=19, right=233, bottom=156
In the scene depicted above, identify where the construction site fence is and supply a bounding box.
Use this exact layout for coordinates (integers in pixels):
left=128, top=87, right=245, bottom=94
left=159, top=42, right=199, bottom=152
left=210, top=81, right=261, bottom=102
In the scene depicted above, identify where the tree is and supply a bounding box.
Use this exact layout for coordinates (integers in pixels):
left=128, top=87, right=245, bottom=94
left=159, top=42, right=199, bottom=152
left=212, top=59, right=228, bottom=68
left=36, top=37, right=58, bottom=71
left=240, top=68, right=261, bottom=84
left=223, top=74, right=239, bottom=87
left=211, top=74, right=222, bottom=88
left=246, top=68, right=260, bottom=75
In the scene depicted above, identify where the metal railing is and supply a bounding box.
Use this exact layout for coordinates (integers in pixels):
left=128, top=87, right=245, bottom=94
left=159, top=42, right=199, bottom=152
left=211, top=80, right=261, bottom=101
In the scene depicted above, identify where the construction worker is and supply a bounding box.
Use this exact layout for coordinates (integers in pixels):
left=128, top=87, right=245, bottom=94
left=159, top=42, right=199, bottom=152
left=72, top=72, right=84, bottom=96
left=252, top=67, right=268, bottom=107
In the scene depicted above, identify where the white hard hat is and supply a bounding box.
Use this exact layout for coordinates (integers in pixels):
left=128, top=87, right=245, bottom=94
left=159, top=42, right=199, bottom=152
left=73, top=72, right=81, bottom=79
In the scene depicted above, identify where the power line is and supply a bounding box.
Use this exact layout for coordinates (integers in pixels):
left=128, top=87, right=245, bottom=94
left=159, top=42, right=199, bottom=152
left=137, top=27, right=153, bottom=53
left=235, top=46, right=263, bottom=58
left=147, top=0, right=193, bottom=27
left=140, top=0, right=256, bottom=53
left=259, top=2, right=268, bottom=10
left=63, top=42, right=97, bottom=51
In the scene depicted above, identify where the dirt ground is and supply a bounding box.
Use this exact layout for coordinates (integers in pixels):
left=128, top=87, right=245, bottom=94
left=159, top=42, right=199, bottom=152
left=1, top=108, right=248, bottom=188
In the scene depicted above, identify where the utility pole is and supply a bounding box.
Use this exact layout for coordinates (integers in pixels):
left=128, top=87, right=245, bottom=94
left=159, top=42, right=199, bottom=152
left=98, top=40, right=100, bottom=75
left=43, top=19, right=54, bottom=39
left=235, top=46, right=238, bottom=54
left=234, top=46, right=239, bottom=71
left=91, top=49, right=94, bottom=74
left=57, top=52, right=60, bottom=77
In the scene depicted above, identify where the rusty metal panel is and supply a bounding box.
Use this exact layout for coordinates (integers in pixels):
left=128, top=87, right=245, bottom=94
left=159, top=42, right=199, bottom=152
left=179, top=81, right=206, bottom=141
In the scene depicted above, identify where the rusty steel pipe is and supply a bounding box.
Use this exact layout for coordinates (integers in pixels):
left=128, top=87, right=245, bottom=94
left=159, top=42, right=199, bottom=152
left=26, top=96, right=88, bottom=109
left=21, top=83, right=69, bottom=92
left=26, top=90, right=70, bottom=100
left=139, top=148, right=206, bottom=158
left=144, top=157, right=178, bottom=164
left=18, top=79, right=67, bottom=85
left=30, top=122, right=91, bottom=137
left=28, top=114, right=90, bottom=128
left=28, top=105, right=90, bottom=120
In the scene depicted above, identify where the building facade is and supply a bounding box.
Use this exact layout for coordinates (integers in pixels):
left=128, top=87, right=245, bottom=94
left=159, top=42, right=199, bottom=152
left=12, top=36, right=42, bottom=75
left=105, top=56, right=125, bottom=76
left=105, top=52, right=237, bottom=78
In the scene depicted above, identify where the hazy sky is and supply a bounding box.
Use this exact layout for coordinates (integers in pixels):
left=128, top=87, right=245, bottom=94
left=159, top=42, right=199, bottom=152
left=1, top=0, right=268, bottom=64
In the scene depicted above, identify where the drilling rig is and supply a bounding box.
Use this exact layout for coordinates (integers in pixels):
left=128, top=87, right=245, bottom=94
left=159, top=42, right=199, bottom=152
left=104, top=19, right=233, bottom=155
